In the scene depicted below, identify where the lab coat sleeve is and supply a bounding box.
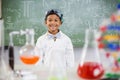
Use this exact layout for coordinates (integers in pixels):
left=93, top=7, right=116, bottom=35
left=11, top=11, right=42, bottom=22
left=65, top=39, right=75, bottom=68
left=35, top=38, right=44, bottom=65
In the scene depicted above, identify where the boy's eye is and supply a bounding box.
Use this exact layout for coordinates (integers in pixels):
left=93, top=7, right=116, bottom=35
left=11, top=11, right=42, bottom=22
left=48, top=19, right=52, bottom=22
left=55, top=19, right=58, bottom=22
left=48, top=19, right=58, bottom=22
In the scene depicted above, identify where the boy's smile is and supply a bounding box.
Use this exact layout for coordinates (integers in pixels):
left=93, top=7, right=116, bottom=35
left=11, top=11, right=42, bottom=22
left=45, top=14, right=62, bottom=35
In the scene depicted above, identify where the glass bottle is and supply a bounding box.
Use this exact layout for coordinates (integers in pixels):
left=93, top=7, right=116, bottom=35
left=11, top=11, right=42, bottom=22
left=0, top=19, right=14, bottom=80
left=77, top=29, right=104, bottom=80
left=0, top=19, right=6, bottom=79
left=19, top=29, right=40, bottom=65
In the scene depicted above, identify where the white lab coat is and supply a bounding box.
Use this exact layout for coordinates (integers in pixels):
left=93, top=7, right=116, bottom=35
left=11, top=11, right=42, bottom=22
left=35, top=31, right=74, bottom=69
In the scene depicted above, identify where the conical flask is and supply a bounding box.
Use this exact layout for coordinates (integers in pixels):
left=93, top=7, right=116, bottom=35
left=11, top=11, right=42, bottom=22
left=19, top=29, right=40, bottom=65
left=77, top=29, right=104, bottom=80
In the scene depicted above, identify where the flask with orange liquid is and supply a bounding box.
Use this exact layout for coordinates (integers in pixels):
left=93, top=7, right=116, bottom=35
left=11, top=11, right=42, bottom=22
left=77, top=29, right=104, bottom=80
left=19, top=29, right=40, bottom=65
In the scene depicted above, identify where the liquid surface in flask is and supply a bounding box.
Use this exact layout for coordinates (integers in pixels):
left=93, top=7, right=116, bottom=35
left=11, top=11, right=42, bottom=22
left=20, top=45, right=40, bottom=65
left=20, top=55, right=39, bottom=64
left=77, top=62, right=104, bottom=79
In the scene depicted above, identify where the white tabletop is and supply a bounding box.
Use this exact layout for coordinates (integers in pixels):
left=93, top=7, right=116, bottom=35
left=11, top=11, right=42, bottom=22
left=14, top=63, right=106, bottom=80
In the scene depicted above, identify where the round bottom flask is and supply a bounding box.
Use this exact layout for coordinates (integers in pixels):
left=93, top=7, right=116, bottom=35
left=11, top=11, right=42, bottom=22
left=19, top=29, right=40, bottom=65
left=20, top=45, right=40, bottom=65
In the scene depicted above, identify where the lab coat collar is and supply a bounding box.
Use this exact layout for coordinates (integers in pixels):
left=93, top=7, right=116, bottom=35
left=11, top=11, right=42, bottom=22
left=46, top=30, right=61, bottom=39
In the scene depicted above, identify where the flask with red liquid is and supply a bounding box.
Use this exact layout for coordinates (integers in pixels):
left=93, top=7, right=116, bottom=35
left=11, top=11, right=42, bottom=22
left=19, top=29, right=40, bottom=65
left=77, top=29, right=104, bottom=80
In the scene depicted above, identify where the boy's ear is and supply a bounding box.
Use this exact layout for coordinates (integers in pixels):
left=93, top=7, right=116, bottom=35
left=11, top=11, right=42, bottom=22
left=61, top=21, right=62, bottom=24
left=45, top=21, right=47, bottom=24
left=60, top=21, right=62, bottom=25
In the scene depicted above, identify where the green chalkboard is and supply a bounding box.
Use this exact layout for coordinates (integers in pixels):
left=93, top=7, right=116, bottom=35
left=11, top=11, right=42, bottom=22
left=2, top=0, right=119, bottom=47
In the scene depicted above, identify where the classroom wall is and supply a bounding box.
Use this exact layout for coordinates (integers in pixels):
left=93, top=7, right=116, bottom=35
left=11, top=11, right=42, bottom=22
left=2, top=0, right=119, bottom=47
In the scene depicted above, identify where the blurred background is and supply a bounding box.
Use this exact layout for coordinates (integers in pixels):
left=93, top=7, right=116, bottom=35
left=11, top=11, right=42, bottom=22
left=2, top=0, right=119, bottom=47
left=0, top=0, right=120, bottom=80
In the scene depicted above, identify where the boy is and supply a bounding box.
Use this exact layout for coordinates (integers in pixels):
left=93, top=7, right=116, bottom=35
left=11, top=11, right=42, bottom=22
left=35, top=9, right=74, bottom=69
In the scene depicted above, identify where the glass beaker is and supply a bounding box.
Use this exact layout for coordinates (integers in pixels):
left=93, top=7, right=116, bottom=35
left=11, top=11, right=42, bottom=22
left=77, top=29, right=104, bottom=80
left=19, top=29, right=40, bottom=65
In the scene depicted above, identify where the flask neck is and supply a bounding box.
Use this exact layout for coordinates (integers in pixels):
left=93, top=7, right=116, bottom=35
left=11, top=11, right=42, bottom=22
left=85, top=29, right=96, bottom=46
left=81, top=29, right=101, bottom=64
left=25, top=33, right=34, bottom=46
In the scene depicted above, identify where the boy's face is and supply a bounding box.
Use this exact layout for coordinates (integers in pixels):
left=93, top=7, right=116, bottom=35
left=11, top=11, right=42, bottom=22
left=45, top=14, right=62, bottom=35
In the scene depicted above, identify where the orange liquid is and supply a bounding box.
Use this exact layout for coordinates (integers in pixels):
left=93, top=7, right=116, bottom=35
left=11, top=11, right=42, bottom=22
left=20, top=55, right=40, bottom=65
left=77, top=62, right=104, bottom=79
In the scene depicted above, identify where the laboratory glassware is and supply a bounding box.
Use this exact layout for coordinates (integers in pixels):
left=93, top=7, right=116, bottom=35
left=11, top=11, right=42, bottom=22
left=77, top=29, right=104, bottom=80
left=0, top=19, right=14, bottom=80
left=19, top=29, right=40, bottom=65
left=9, top=31, right=20, bottom=70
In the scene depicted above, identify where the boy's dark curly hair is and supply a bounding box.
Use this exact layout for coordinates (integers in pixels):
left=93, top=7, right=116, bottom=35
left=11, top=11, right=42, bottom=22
left=45, top=9, right=63, bottom=23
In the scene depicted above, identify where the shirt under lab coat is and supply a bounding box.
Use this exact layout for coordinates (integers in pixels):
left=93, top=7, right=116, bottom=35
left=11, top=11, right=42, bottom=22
left=35, top=31, right=74, bottom=69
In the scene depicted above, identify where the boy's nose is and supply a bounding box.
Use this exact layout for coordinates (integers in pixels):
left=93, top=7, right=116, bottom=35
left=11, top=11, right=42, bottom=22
left=51, top=21, right=56, bottom=24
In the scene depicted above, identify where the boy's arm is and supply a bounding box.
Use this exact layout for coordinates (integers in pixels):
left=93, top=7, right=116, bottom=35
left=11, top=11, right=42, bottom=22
left=65, top=39, right=75, bottom=68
